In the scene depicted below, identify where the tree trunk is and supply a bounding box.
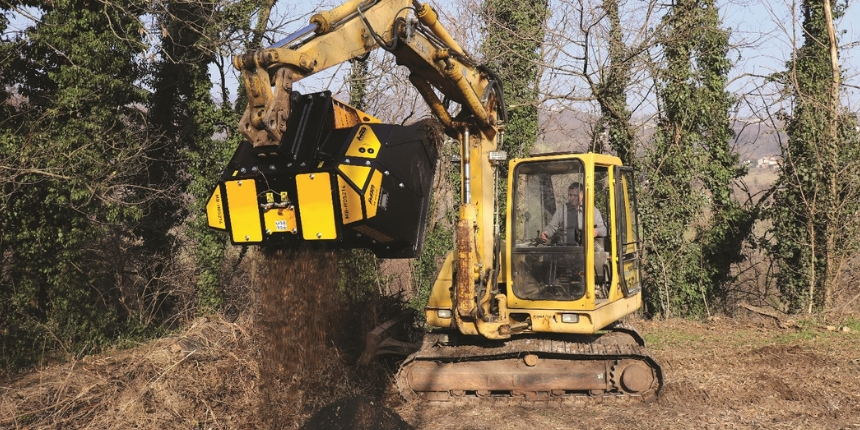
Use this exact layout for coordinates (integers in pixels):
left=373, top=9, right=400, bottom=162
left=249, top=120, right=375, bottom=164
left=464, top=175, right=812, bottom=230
left=822, top=0, right=840, bottom=311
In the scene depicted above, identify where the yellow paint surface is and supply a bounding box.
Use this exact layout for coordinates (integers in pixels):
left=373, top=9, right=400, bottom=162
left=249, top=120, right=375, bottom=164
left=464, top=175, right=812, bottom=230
left=364, top=169, right=383, bottom=218
left=296, top=173, right=337, bottom=240
left=206, top=187, right=226, bottom=230
left=263, top=206, right=297, bottom=235
left=225, top=180, right=262, bottom=242
left=345, top=125, right=381, bottom=159
left=338, top=164, right=371, bottom=189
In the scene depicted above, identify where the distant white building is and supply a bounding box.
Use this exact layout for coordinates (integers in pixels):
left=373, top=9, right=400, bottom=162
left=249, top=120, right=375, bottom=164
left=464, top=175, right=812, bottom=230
left=756, top=156, right=780, bottom=170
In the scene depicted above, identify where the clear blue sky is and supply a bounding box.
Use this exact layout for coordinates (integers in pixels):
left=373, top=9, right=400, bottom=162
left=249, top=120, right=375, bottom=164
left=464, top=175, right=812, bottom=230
left=722, top=0, right=860, bottom=113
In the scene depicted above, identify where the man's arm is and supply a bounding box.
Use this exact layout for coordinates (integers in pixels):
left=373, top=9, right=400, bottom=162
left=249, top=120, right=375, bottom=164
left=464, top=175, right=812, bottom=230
left=540, top=205, right=565, bottom=241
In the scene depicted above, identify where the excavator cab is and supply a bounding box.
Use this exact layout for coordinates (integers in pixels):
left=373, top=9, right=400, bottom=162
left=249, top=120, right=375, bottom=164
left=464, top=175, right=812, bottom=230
left=423, top=152, right=645, bottom=336
left=501, top=153, right=644, bottom=334
left=406, top=153, right=661, bottom=401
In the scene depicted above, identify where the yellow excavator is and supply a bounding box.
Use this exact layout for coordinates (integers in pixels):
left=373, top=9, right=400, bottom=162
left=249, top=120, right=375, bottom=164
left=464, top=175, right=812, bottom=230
left=206, top=0, right=663, bottom=402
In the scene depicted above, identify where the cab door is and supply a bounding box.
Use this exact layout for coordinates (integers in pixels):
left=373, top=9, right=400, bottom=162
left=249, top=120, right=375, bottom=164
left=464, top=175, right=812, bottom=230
left=614, top=166, right=642, bottom=297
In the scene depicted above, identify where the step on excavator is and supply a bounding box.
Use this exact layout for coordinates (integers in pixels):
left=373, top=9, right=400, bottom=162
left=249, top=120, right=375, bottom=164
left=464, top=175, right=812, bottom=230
left=206, top=0, right=663, bottom=403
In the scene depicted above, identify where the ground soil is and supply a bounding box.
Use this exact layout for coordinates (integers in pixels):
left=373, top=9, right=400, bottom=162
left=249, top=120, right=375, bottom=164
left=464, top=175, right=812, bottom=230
left=2, top=314, right=859, bottom=429
left=300, top=396, right=412, bottom=430
left=398, top=317, right=860, bottom=430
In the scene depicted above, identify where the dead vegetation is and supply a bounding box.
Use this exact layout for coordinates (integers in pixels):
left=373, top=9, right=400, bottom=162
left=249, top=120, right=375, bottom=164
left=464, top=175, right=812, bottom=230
left=2, top=257, right=858, bottom=429
left=0, top=248, right=410, bottom=429
left=0, top=316, right=260, bottom=429
left=2, top=312, right=859, bottom=429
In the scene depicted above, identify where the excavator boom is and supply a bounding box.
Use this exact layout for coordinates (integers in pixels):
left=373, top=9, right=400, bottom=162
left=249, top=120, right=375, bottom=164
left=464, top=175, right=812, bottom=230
left=207, top=0, right=503, bottom=261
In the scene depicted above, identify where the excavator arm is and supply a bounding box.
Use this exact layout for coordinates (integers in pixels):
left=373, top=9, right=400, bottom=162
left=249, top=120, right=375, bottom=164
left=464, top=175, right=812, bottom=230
left=234, top=0, right=504, bottom=148
left=206, top=0, right=505, bottom=291
left=210, top=0, right=508, bottom=340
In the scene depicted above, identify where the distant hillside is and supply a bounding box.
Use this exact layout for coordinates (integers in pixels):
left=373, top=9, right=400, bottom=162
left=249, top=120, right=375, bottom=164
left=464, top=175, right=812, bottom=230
left=733, top=119, right=783, bottom=161
left=536, top=108, right=783, bottom=161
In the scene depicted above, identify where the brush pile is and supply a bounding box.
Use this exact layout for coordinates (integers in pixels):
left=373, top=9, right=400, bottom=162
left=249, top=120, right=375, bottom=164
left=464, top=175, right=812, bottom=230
left=1, top=249, right=413, bottom=429
left=1, top=316, right=261, bottom=428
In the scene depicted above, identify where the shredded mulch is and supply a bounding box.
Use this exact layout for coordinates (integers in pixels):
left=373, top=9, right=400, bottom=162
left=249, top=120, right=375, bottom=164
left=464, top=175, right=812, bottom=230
left=300, top=395, right=413, bottom=430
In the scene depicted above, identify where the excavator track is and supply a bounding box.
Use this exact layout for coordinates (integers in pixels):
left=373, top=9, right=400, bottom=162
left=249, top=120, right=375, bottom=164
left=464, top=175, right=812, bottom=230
left=397, top=327, right=663, bottom=405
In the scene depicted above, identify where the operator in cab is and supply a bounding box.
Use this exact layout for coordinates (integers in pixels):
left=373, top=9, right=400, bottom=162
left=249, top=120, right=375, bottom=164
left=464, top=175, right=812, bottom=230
left=540, top=182, right=606, bottom=245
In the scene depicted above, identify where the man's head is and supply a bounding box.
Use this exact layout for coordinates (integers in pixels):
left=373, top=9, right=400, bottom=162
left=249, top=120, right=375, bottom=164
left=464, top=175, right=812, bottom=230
left=567, top=182, right=584, bottom=209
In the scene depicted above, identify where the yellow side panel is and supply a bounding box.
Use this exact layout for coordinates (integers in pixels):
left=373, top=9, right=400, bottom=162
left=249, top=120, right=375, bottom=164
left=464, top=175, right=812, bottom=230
left=206, top=187, right=226, bottom=230
left=426, top=253, right=455, bottom=309
left=516, top=297, right=640, bottom=335
left=591, top=294, right=642, bottom=330
left=263, top=207, right=297, bottom=234
left=364, top=169, right=383, bottom=218
left=225, top=180, right=262, bottom=243
left=345, top=125, right=382, bottom=159
left=338, top=164, right=371, bottom=189
left=337, top=176, right=364, bottom=224
left=425, top=253, right=455, bottom=329
left=296, top=173, right=337, bottom=240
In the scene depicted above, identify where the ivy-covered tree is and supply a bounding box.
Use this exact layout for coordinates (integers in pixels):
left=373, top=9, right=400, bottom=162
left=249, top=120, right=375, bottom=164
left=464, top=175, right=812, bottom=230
left=0, top=0, right=262, bottom=372
left=482, top=0, right=548, bottom=162
left=147, top=2, right=211, bottom=312
left=693, top=0, right=755, bottom=314
left=769, top=0, right=860, bottom=313
left=640, top=0, right=750, bottom=317
left=0, top=0, right=154, bottom=371
left=591, top=0, right=633, bottom=163
left=148, top=0, right=242, bottom=313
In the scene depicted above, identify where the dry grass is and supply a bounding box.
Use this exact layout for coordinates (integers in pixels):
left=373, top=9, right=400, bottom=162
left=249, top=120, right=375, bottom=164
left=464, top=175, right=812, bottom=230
left=0, top=248, right=406, bottom=430
left=5, top=241, right=858, bottom=429
left=0, top=316, right=261, bottom=429
left=4, top=311, right=859, bottom=429
left=397, top=316, right=860, bottom=430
